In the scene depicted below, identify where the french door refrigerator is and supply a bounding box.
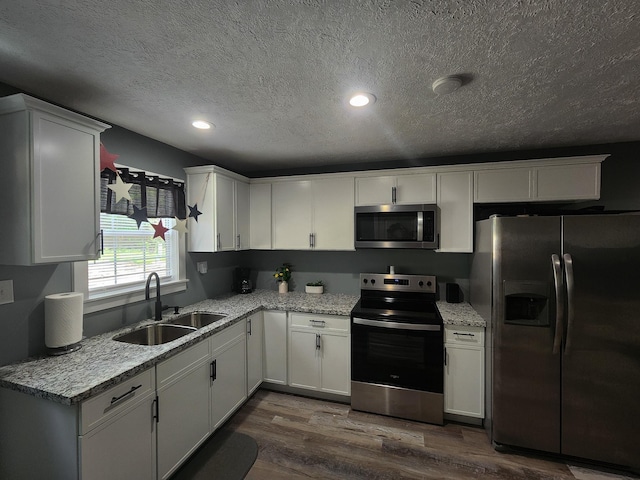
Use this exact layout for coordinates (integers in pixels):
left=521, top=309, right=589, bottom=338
left=470, top=214, right=640, bottom=470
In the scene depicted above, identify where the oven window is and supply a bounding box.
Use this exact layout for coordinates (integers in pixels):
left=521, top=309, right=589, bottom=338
left=351, top=323, right=443, bottom=393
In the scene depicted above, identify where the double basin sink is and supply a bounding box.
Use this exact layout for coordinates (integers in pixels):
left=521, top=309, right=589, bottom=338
left=113, top=312, right=226, bottom=346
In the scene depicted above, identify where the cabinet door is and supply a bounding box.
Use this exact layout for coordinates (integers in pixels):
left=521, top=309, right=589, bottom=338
left=396, top=173, right=437, bottom=204
left=156, top=342, right=211, bottom=480
left=288, top=329, right=321, bottom=391
left=33, top=112, right=101, bottom=263
left=312, top=177, right=355, bottom=250
left=355, top=176, right=395, bottom=205
left=474, top=168, right=533, bottom=203
left=250, top=183, right=272, bottom=249
left=263, top=310, right=287, bottom=385
left=444, top=345, right=484, bottom=418
left=247, top=313, right=264, bottom=395
left=535, top=163, right=601, bottom=201
left=80, top=395, right=156, bottom=480
left=272, top=180, right=313, bottom=249
left=235, top=180, right=250, bottom=250
left=437, top=171, right=473, bottom=253
left=186, top=172, right=216, bottom=252
left=215, top=174, right=236, bottom=251
left=211, top=336, right=247, bottom=431
left=319, top=333, right=350, bottom=395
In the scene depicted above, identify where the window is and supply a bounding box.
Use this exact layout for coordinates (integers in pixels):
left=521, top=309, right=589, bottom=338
left=73, top=165, right=188, bottom=313
left=89, top=213, right=178, bottom=293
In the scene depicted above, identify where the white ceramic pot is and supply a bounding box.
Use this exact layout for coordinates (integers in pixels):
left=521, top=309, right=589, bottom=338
left=305, top=285, right=323, bottom=294
left=278, top=281, right=288, bottom=293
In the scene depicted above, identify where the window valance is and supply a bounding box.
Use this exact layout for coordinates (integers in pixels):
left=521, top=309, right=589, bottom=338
left=100, top=168, right=186, bottom=219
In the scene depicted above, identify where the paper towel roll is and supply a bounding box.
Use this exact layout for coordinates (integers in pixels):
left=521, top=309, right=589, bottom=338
left=45, top=292, right=84, bottom=349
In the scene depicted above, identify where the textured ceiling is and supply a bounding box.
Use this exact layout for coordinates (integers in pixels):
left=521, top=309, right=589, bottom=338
left=1, top=0, right=639, bottom=174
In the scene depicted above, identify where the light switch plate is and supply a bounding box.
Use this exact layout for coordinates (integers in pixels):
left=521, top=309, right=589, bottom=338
left=0, top=280, right=14, bottom=305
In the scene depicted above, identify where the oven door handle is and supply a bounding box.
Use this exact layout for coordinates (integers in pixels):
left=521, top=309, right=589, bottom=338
left=352, top=317, right=441, bottom=331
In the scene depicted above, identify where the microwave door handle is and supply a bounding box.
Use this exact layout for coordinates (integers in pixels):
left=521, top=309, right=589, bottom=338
left=551, top=254, right=564, bottom=354
left=417, top=212, right=424, bottom=242
left=563, top=253, right=575, bottom=355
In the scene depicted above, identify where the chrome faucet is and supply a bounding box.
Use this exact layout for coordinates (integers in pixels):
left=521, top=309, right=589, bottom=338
left=145, top=272, right=163, bottom=321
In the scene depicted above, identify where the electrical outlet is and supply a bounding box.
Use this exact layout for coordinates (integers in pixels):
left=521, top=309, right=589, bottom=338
left=197, top=261, right=208, bottom=274
left=0, top=280, right=14, bottom=305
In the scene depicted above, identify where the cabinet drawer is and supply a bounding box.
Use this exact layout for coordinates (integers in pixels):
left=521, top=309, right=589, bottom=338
left=211, top=320, right=246, bottom=354
left=444, top=325, right=484, bottom=346
left=157, top=339, right=210, bottom=387
left=289, top=312, right=350, bottom=332
left=81, top=369, right=155, bottom=435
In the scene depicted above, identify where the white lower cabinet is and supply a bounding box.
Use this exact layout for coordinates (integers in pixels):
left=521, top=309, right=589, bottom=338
left=444, top=325, right=485, bottom=419
left=263, top=310, right=288, bottom=385
left=288, top=312, right=350, bottom=396
left=247, top=312, right=264, bottom=395
left=156, top=341, right=211, bottom=480
left=210, top=320, right=247, bottom=430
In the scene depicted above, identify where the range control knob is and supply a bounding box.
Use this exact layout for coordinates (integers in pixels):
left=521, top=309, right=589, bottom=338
left=418, top=281, right=424, bottom=287
left=371, top=279, right=376, bottom=285
left=427, top=281, right=432, bottom=287
left=363, top=278, right=368, bottom=284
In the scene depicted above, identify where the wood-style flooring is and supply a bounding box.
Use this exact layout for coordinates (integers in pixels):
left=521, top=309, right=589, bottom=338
left=225, top=389, right=638, bottom=480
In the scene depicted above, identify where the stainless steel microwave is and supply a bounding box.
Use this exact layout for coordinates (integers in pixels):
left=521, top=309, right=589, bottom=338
left=354, top=204, right=439, bottom=249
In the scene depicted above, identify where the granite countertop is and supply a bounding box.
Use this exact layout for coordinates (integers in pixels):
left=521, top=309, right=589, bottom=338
left=436, top=301, right=487, bottom=328
left=0, top=290, right=358, bottom=406
left=0, top=291, right=485, bottom=406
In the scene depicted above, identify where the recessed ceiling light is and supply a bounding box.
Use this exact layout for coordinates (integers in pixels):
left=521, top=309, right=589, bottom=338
left=192, top=120, right=212, bottom=130
left=432, top=75, right=463, bottom=95
left=349, top=93, right=376, bottom=107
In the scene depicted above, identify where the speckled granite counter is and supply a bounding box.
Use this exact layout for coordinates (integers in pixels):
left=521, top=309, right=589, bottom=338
left=436, top=301, right=487, bottom=328
left=0, top=290, right=358, bottom=406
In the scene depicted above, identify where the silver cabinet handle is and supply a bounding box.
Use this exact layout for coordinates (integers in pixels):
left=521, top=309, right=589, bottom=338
left=315, top=333, right=321, bottom=350
left=309, top=319, right=326, bottom=327
left=391, top=186, right=397, bottom=204
left=105, top=384, right=141, bottom=413
left=453, top=332, right=475, bottom=337
left=236, top=234, right=240, bottom=249
left=210, top=359, right=217, bottom=382
left=217, top=233, right=221, bottom=250
left=248, top=318, right=252, bottom=335
left=563, top=253, right=575, bottom=355
left=551, top=254, right=564, bottom=354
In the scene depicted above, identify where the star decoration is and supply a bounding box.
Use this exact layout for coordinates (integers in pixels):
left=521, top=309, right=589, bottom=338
left=100, top=143, right=119, bottom=173
left=129, top=205, right=148, bottom=229
left=152, top=220, right=170, bottom=240
left=188, top=204, right=203, bottom=222
left=107, top=173, right=133, bottom=203
left=172, top=217, right=188, bottom=236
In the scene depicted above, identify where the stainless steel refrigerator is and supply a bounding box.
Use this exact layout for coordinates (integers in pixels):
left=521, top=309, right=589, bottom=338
left=470, top=214, right=640, bottom=470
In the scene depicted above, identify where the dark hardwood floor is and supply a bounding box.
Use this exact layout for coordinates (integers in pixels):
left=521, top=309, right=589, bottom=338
left=225, top=389, right=637, bottom=480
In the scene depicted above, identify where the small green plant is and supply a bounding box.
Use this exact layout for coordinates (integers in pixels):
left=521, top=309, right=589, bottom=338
left=273, top=263, right=292, bottom=282
left=306, top=280, right=324, bottom=286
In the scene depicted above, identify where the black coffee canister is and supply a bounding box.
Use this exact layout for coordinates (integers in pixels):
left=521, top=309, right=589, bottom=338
left=446, top=283, right=462, bottom=303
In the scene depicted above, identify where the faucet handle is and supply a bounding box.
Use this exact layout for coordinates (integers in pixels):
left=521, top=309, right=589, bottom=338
left=163, top=305, right=180, bottom=314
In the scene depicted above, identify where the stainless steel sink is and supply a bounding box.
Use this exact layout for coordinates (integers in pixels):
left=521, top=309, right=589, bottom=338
left=167, top=312, right=226, bottom=329
left=113, top=324, right=197, bottom=345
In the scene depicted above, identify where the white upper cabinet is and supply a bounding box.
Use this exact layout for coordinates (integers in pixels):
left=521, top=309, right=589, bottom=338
left=437, top=171, right=474, bottom=253
left=474, top=156, right=606, bottom=203
left=250, top=183, right=272, bottom=249
left=184, top=166, right=250, bottom=252
left=0, top=94, right=110, bottom=265
left=272, top=176, right=354, bottom=250
left=355, top=173, right=436, bottom=206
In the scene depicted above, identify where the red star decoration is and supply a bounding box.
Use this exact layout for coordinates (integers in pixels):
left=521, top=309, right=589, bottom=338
left=151, top=220, right=170, bottom=240
left=100, top=143, right=119, bottom=172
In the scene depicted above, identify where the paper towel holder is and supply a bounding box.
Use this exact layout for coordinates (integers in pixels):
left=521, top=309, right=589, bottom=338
left=48, top=342, right=82, bottom=356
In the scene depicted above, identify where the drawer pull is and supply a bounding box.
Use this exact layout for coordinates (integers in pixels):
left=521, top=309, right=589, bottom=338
left=309, top=319, right=326, bottom=327
left=106, top=384, right=142, bottom=411
left=454, top=332, right=475, bottom=337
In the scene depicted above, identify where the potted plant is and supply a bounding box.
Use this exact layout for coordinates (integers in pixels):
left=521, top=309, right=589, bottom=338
left=305, top=280, right=324, bottom=294
left=273, top=263, right=292, bottom=293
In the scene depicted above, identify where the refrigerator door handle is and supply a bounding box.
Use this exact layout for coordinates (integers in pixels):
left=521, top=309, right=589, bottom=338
left=551, top=254, right=564, bottom=354
left=563, top=253, right=575, bottom=355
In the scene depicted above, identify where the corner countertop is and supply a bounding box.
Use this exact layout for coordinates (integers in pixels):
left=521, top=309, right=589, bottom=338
left=0, top=291, right=485, bottom=406
left=0, top=290, right=358, bottom=406
left=436, top=301, right=487, bottom=328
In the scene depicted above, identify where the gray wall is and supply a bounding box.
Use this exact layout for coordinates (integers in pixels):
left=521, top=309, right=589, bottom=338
left=1, top=81, right=639, bottom=366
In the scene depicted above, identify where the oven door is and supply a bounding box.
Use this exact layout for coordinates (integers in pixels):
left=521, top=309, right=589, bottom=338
left=351, top=317, right=443, bottom=393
